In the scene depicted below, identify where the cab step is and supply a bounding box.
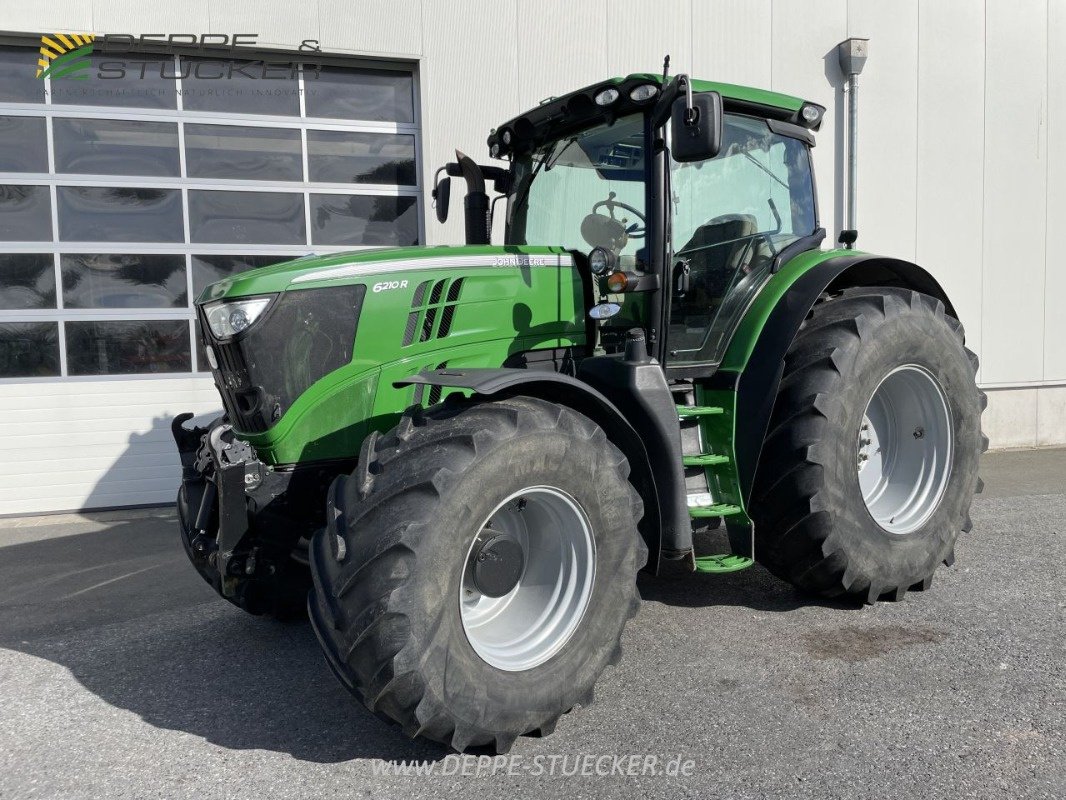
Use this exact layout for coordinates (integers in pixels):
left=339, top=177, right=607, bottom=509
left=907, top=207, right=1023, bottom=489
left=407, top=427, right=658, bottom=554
left=688, top=503, right=743, bottom=518
left=682, top=453, right=730, bottom=467
left=693, top=554, right=755, bottom=574
left=676, top=405, right=725, bottom=418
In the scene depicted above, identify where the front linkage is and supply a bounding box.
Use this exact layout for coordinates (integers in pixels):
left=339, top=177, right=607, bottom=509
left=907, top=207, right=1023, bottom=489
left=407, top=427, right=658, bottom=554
left=171, top=413, right=329, bottom=618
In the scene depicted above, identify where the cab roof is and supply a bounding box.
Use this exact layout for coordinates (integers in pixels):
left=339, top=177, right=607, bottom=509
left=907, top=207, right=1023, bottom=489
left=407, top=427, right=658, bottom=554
left=487, top=73, right=817, bottom=158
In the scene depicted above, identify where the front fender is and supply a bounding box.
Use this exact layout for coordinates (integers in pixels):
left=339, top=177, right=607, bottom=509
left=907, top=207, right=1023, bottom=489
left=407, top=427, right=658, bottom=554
left=717, top=249, right=958, bottom=504
left=395, top=368, right=666, bottom=573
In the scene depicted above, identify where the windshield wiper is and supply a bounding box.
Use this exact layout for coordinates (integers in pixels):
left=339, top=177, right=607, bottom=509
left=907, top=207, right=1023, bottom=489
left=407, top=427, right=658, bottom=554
left=510, top=137, right=571, bottom=215
left=741, top=151, right=789, bottom=190
left=543, top=137, right=577, bottom=171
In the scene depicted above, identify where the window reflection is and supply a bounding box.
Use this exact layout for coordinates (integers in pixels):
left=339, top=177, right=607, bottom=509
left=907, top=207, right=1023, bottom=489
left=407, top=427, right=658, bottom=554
left=57, top=187, right=184, bottom=242
left=0, top=253, right=56, bottom=309
left=307, top=131, right=416, bottom=185
left=191, top=253, right=287, bottom=297
left=305, top=66, right=414, bottom=122
left=0, top=184, right=52, bottom=241
left=0, top=322, right=60, bottom=377
left=185, top=124, right=302, bottom=181
left=189, top=190, right=306, bottom=244
left=310, top=194, right=418, bottom=246
left=62, top=254, right=187, bottom=308
left=53, top=118, right=180, bottom=177
left=51, top=53, right=177, bottom=109
left=181, top=56, right=300, bottom=115
left=65, top=320, right=191, bottom=375
left=0, top=117, right=48, bottom=172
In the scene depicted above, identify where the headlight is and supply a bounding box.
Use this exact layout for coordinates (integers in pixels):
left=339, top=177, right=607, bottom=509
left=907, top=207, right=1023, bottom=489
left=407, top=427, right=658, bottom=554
left=629, top=83, right=658, bottom=102
left=204, top=297, right=272, bottom=339
left=594, top=87, right=619, bottom=106
left=588, top=247, right=616, bottom=276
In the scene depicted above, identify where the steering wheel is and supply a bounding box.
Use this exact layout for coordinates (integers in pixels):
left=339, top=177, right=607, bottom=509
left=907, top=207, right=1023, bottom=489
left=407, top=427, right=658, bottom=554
left=592, top=193, right=646, bottom=238
left=580, top=192, right=647, bottom=251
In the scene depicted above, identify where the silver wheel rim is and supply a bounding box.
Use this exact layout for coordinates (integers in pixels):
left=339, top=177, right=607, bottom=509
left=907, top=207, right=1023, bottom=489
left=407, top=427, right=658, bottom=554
left=459, top=486, right=596, bottom=672
left=857, top=365, right=953, bottom=534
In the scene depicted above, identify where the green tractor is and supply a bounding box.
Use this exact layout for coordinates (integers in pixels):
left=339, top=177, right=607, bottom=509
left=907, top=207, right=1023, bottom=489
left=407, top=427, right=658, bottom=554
left=173, top=71, right=985, bottom=752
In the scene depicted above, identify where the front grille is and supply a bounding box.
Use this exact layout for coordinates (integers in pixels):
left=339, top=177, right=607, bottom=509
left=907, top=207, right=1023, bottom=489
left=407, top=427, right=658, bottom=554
left=201, top=284, right=366, bottom=433
left=209, top=332, right=264, bottom=432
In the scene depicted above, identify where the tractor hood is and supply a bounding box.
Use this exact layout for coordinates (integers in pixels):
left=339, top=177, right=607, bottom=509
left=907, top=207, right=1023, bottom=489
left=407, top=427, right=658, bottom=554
left=196, top=245, right=576, bottom=303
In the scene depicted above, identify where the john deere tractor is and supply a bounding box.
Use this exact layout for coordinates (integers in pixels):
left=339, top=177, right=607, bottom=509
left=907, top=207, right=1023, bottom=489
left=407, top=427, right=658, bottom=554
left=173, top=71, right=985, bottom=752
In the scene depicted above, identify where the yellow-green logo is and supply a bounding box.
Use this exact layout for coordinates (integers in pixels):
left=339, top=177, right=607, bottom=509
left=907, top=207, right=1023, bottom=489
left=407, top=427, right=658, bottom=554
left=35, top=33, right=96, bottom=80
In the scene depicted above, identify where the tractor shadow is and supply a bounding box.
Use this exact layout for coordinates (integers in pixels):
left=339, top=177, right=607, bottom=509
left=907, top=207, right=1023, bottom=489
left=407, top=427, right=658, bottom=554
left=0, top=513, right=449, bottom=765
left=0, top=515, right=853, bottom=766
left=637, top=527, right=863, bottom=613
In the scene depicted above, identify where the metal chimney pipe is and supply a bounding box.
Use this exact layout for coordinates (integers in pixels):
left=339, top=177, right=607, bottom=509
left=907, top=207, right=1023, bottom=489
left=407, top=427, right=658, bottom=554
left=837, top=38, right=869, bottom=246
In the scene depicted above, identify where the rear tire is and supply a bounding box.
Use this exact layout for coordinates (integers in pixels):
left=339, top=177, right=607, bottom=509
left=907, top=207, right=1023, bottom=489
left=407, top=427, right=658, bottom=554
left=750, top=287, right=986, bottom=602
left=308, top=396, right=646, bottom=751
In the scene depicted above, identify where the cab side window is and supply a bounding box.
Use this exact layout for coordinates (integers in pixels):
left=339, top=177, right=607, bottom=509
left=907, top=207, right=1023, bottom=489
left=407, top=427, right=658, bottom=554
left=669, top=114, right=816, bottom=364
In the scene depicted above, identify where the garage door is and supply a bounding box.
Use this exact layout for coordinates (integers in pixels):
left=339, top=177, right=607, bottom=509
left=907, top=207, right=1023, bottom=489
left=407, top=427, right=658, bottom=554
left=0, top=44, right=422, bottom=514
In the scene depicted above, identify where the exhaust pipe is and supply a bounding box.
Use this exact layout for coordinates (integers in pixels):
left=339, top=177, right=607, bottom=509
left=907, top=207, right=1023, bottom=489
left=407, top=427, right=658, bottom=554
left=454, top=150, right=490, bottom=245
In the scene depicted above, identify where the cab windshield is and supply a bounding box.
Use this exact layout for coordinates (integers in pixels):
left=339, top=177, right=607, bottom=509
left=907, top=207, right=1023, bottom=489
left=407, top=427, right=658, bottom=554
left=505, top=114, right=647, bottom=269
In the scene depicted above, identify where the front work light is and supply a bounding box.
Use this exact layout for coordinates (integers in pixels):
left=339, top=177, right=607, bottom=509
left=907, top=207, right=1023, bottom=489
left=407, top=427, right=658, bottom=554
left=594, top=87, right=620, bottom=106
left=798, top=102, right=826, bottom=129
left=629, top=84, right=658, bottom=102
left=588, top=246, right=616, bottom=275
left=204, top=297, right=272, bottom=339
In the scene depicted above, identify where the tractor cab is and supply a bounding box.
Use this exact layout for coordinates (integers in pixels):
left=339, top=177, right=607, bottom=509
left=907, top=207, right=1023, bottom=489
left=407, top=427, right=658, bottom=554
left=434, top=73, right=826, bottom=368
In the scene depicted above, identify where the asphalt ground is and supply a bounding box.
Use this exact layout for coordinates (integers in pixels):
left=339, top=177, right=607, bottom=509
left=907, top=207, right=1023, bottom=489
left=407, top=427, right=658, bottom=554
left=0, top=448, right=1062, bottom=799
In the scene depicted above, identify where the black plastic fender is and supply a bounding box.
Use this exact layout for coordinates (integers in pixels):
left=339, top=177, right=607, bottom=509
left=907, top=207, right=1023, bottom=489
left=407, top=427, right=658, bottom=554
left=719, top=254, right=957, bottom=505
left=396, top=368, right=667, bottom=573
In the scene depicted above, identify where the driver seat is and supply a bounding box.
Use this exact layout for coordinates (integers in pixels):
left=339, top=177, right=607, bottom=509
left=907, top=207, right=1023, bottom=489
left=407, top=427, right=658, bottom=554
left=680, top=214, right=758, bottom=301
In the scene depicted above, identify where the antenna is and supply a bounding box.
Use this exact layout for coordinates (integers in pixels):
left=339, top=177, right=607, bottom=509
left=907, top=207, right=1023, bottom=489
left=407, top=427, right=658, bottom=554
left=661, top=54, right=671, bottom=83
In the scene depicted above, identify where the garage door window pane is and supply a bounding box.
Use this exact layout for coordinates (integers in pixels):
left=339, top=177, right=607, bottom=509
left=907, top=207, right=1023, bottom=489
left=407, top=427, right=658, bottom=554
left=62, top=254, right=187, bottom=308
left=0, top=48, right=45, bottom=103
left=0, top=254, right=56, bottom=309
left=0, top=185, right=52, bottom=241
left=310, top=193, right=418, bottom=246
left=308, top=131, right=416, bottom=185
left=66, top=319, right=190, bottom=375
left=305, top=67, right=414, bottom=123
left=0, top=117, right=48, bottom=172
left=189, top=190, right=305, bottom=244
left=57, top=187, right=184, bottom=242
left=51, top=53, right=177, bottom=109
left=181, top=57, right=300, bottom=116
left=185, top=124, right=302, bottom=181
left=0, top=322, right=59, bottom=377
left=53, top=118, right=180, bottom=177
left=191, top=253, right=287, bottom=298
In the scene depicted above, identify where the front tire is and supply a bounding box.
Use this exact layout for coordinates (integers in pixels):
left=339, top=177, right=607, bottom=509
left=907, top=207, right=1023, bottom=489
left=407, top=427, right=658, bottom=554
left=751, top=287, right=986, bottom=602
left=308, top=396, right=646, bottom=751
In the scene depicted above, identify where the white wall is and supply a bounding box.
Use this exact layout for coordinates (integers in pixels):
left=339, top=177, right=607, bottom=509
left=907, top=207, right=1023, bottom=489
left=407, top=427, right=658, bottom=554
left=1, top=0, right=1062, bottom=513
left=0, top=377, right=221, bottom=515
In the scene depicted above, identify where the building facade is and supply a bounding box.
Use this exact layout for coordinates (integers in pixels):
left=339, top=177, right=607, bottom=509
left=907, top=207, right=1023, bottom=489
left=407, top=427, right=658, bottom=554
left=0, top=0, right=1062, bottom=515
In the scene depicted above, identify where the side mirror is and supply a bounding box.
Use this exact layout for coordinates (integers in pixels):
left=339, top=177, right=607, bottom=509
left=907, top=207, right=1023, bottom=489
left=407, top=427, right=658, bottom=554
left=433, top=175, right=451, bottom=223
left=670, top=91, right=723, bottom=162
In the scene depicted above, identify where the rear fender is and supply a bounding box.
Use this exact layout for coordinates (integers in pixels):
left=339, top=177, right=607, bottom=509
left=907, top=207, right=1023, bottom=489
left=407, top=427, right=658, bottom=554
left=718, top=251, right=957, bottom=505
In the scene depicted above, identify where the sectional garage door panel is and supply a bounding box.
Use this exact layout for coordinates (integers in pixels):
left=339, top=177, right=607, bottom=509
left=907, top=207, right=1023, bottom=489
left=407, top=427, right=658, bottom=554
left=0, top=46, right=422, bottom=514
